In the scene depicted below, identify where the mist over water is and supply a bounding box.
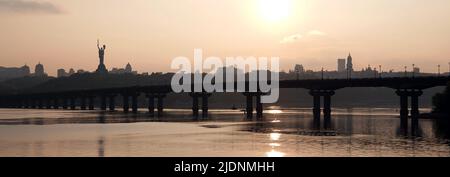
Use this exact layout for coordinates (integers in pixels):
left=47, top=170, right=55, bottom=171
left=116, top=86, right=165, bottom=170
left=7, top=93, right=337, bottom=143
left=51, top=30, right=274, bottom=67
left=0, top=108, right=449, bottom=157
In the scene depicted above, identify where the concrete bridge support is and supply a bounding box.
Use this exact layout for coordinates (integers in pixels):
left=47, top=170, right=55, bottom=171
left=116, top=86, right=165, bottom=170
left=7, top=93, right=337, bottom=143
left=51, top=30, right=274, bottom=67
left=411, top=91, right=422, bottom=132
left=245, top=93, right=253, bottom=119
left=146, top=94, right=155, bottom=115
left=190, top=93, right=199, bottom=117
left=88, top=96, right=95, bottom=110
left=122, top=94, right=129, bottom=113
left=243, top=92, right=264, bottom=119
left=80, top=97, right=87, bottom=110
left=10, top=100, right=16, bottom=108
left=61, top=98, right=68, bottom=109
left=12, top=100, right=19, bottom=108
left=108, top=95, right=116, bottom=111
left=100, top=95, right=107, bottom=110
left=30, top=99, right=36, bottom=109
left=23, top=99, right=29, bottom=109
left=190, top=93, right=211, bottom=117
left=157, top=94, right=165, bottom=117
left=309, top=90, right=335, bottom=129
left=53, top=98, right=59, bottom=109
left=323, top=92, right=334, bottom=128
left=256, top=94, right=263, bottom=118
left=45, top=99, right=51, bottom=109
left=131, top=93, right=140, bottom=113
left=38, top=99, right=43, bottom=109
left=201, top=94, right=209, bottom=117
left=396, top=89, right=423, bottom=132
left=17, top=100, right=21, bottom=108
left=69, top=97, right=76, bottom=110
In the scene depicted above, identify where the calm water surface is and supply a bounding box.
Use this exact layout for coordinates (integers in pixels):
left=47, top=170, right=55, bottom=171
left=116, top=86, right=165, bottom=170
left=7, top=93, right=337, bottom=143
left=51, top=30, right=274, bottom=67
left=0, top=108, right=449, bottom=157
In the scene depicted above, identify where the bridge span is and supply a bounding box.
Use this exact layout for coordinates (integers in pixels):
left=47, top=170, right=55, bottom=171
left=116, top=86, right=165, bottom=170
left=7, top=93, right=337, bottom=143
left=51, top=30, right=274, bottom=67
left=1, top=76, right=449, bottom=132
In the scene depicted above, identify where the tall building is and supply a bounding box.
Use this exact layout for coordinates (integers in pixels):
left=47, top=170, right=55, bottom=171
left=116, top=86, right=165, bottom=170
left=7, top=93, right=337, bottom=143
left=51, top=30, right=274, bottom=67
left=22, top=65, right=30, bottom=75
left=110, top=63, right=137, bottom=74
left=125, top=63, right=132, bottom=73
left=34, top=62, right=45, bottom=76
left=337, top=59, right=346, bottom=72
left=346, top=53, right=353, bottom=71
left=57, top=69, right=65, bottom=78
left=294, top=64, right=305, bottom=73
left=68, top=68, right=75, bottom=75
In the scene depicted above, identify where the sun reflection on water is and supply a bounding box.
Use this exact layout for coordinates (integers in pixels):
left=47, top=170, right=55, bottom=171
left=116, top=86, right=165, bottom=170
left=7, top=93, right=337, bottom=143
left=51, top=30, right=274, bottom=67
left=271, top=119, right=281, bottom=123
left=267, top=110, right=283, bottom=114
left=268, top=110, right=282, bottom=123
left=266, top=149, right=285, bottom=157
left=269, top=132, right=281, bottom=141
left=266, top=130, right=285, bottom=157
left=269, top=143, right=280, bottom=147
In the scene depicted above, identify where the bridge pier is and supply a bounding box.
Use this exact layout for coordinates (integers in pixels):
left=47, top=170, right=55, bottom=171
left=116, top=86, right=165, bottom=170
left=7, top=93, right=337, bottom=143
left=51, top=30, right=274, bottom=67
left=53, top=98, right=59, bottom=109
left=256, top=94, right=263, bottom=118
left=18, top=99, right=23, bottom=108
left=18, top=99, right=22, bottom=108
left=201, top=94, right=210, bottom=117
left=396, top=89, right=423, bottom=133
left=38, top=99, right=43, bottom=109
left=190, top=93, right=199, bottom=117
left=243, top=92, right=264, bottom=119
left=30, top=99, right=36, bottom=109
left=131, top=93, right=140, bottom=113
left=100, top=95, right=107, bottom=110
left=108, top=95, right=116, bottom=111
left=245, top=93, right=253, bottom=119
left=23, top=99, right=29, bottom=109
left=398, top=92, right=409, bottom=131
left=45, top=99, right=51, bottom=109
left=61, top=98, right=68, bottom=109
left=146, top=94, right=155, bottom=115
left=11, top=99, right=18, bottom=108
left=323, top=93, right=332, bottom=129
left=11, top=99, right=16, bottom=108
left=10, top=99, right=16, bottom=108
left=88, top=96, right=95, bottom=110
left=30, top=99, right=35, bottom=109
left=190, top=93, right=211, bottom=117
left=312, top=93, right=321, bottom=126
left=13, top=99, right=19, bottom=108
left=411, top=91, right=422, bottom=132
left=80, top=97, right=87, bottom=110
left=122, top=94, right=129, bottom=113
left=69, top=97, right=76, bottom=110
left=157, top=94, right=165, bottom=117
left=309, top=90, right=335, bottom=129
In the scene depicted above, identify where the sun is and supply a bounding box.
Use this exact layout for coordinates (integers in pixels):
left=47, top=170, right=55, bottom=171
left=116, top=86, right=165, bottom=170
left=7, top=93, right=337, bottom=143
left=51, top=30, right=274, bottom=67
left=259, top=0, right=292, bottom=22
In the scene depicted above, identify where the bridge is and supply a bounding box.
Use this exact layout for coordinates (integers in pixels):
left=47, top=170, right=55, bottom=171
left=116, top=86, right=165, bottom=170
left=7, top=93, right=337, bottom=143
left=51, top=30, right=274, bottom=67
left=1, top=76, right=449, bottom=132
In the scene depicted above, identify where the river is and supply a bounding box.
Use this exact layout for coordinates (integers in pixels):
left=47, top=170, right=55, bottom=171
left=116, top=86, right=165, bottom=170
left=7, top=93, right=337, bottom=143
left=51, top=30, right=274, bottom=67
left=0, top=108, right=449, bottom=157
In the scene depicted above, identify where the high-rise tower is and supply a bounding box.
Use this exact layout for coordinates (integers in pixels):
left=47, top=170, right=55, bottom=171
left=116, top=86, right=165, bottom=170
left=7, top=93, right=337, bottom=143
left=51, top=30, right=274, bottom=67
left=337, top=59, right=346, bottom=72
left=346, top=53, right=353, bottom=72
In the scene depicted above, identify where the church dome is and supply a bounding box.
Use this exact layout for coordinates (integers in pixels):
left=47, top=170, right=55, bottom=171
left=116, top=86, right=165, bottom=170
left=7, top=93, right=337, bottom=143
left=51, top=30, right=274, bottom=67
left=125, top=63, right=132, bottom=73
left=35, top=62, right=45, bottom=76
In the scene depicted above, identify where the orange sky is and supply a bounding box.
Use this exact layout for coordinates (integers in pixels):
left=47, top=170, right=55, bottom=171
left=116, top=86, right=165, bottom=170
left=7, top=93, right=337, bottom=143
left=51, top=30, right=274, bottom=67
left=1, top=0, right=450, bottom=76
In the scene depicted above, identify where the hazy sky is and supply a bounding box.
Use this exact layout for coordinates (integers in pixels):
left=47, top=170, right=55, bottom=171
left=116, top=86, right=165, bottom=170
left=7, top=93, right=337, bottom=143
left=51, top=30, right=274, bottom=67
left=1, top=0, right=450, bottom=75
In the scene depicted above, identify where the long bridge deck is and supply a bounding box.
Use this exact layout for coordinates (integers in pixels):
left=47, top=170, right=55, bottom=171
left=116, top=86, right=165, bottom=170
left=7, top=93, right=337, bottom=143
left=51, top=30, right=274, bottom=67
left=1, top=76, right=449, bottom=134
